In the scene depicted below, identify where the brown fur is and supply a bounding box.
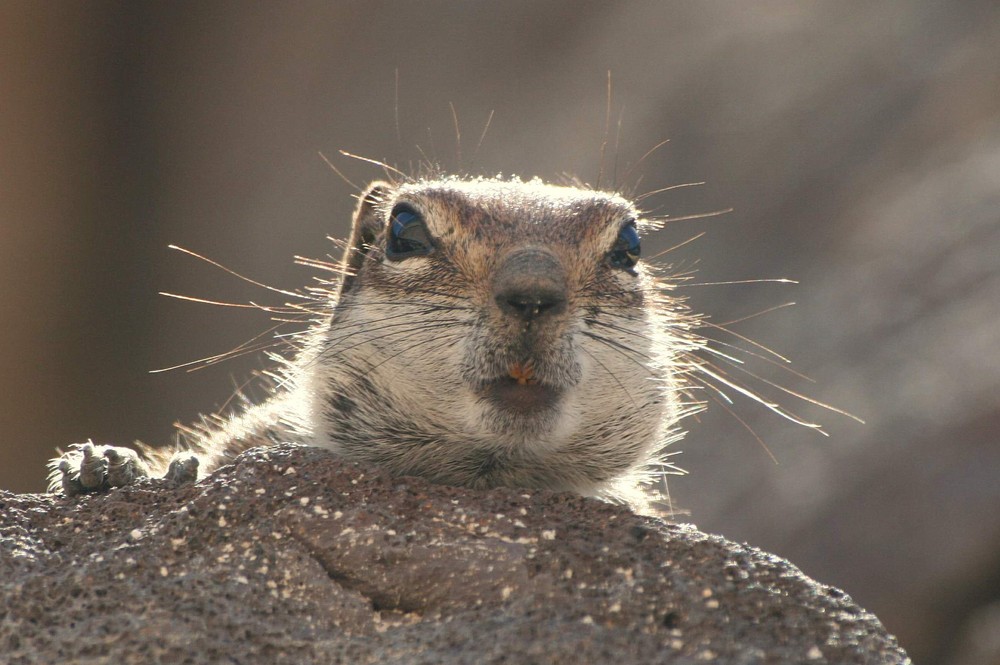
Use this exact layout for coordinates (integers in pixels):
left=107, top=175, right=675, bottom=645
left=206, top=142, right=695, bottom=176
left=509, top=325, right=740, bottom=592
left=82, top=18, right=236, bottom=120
left=51, top=176, right=703, bottom=513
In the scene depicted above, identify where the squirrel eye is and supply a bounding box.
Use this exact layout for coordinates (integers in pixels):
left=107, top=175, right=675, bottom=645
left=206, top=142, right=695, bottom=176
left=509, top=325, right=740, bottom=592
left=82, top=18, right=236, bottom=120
left=608, top=222, right=641, bottom=274
left=385, top=205, right=434, bottom=260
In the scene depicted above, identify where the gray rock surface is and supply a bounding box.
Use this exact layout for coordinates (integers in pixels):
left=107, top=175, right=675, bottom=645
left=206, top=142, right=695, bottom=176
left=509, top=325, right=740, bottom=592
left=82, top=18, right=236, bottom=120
left=4, top=5, right=999, bottom=662
left=1, top=444, right=908, bottom=665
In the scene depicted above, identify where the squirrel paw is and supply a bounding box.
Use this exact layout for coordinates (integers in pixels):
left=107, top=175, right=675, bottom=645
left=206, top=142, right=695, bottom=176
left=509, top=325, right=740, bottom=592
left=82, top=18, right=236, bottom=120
left=48, top=442, right=201, bottom=496
left=48, top=441, right=151, bottom=496
left=164, top=452, right=200, bottom=484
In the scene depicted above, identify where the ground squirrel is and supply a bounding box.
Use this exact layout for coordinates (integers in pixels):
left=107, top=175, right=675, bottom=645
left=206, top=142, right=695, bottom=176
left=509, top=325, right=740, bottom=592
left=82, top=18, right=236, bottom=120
left=49, top=175, right=779, bottom=513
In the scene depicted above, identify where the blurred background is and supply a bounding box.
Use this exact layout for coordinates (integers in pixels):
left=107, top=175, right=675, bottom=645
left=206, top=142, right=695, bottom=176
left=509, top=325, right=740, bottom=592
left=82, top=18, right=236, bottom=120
left=2, top=2, right=998, bottom=663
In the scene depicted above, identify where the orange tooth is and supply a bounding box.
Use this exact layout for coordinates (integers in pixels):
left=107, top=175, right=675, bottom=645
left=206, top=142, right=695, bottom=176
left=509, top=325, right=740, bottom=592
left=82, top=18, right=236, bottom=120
left=509, top=362, right=538, bottom=386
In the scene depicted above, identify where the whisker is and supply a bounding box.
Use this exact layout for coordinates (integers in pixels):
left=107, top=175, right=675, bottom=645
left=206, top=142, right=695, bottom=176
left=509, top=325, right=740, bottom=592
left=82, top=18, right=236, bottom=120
left=168, top=245, right=304, bottom=299
left=620, top=138, right=671, bottom=187
left=332, top=298, right=474, bottom=316
left=159, top=292, right=279, bottom=310
left=695, top=362, right=827, bottom=433
left=324, top=311, right=471, bottom=348
left=317, top=151, right=361, bottom=192
left=634, top=181, right=705, bottom=203
left=597, top=69, right=612, bottom=191
left=704, top=388, right=779, bottom=464
left=707, top=354, right=863, bottom=424
left=358, top=327, right=468, bottom=374
left=414, top=141, right=433, bottom=170
left=644, top=233, right=707, bottom=262
left=449, top=101, right=462, bottom=172
left=585, top=317, right=660, bottom=349
left=581, top=330, right=657, bottom=375
left=698, top=320, right=793, bottom=364
left=339, top=150, right=410, bottom=183
left=697, top=335, right=809, bottom=382
left=612, top=103, right=624, bottom=191
left=715, top=302, right=797, bottom=327
left=578, top=344, right=637, bottom=409
left=322, top=319, right=471, bottom=362
left=471, top=109, right=495, bottom=166
left=152, top=339, right=288, bottom=374
left=652, top=208, right=734, bottom=224
left=685, top=278, right=797, bottom=287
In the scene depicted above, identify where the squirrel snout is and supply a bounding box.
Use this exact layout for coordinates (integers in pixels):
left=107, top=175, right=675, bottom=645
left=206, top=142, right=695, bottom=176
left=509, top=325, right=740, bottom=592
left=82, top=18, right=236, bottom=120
left=492, top=248, right=568, bottom=322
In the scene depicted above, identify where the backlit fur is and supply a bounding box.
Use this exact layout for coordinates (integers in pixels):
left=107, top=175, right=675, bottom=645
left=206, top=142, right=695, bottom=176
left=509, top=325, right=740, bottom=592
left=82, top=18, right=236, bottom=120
left=60, top=176, right=704, bottom=513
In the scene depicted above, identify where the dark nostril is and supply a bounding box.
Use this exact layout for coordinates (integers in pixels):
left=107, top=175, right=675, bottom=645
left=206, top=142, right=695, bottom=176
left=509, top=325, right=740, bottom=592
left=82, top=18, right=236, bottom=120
left=496, top=288, right=566, bottom=321
left=492, top=248, right=568, bottom=323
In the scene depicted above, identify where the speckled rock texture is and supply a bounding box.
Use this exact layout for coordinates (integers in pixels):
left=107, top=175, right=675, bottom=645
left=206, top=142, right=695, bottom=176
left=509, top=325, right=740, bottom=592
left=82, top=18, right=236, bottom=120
left=0, top=444, right=909, bottom=664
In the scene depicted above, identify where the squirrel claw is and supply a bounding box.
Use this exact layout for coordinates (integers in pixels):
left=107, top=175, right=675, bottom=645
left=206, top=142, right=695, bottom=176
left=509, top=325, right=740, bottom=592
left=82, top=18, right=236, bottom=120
left=164, top=453, right=199, bottom=485
left=47, top=441, right=151, bottom=496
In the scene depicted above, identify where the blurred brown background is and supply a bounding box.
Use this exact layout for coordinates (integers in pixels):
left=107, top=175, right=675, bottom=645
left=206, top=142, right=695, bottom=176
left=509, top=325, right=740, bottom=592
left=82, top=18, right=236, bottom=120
left=2, top=2, right=998, bottom=663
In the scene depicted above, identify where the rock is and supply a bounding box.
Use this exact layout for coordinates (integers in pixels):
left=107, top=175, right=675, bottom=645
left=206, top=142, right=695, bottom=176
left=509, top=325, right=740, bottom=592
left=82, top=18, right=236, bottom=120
left=0, top=444, right=910, bottom=664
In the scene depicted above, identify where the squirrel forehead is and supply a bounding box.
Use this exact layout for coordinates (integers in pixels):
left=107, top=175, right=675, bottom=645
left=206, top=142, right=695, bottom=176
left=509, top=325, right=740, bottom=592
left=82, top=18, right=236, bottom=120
left=388, top=178, right=636, bottom=244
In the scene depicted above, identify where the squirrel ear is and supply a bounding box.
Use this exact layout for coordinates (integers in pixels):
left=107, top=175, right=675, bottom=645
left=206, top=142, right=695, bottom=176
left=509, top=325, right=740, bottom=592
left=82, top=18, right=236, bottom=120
left=339, top=181, right=392, bottom=295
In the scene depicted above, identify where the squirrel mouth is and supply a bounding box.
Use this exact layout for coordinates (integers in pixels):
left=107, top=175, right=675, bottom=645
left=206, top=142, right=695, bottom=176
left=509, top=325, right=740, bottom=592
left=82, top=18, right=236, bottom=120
left=477, top=362, right=563, bottom=413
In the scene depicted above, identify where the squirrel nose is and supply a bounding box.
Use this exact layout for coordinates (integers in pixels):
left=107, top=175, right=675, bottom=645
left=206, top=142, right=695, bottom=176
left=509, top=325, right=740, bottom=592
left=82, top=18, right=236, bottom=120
left=498, top=289, right=566, bottom=321
left=493, top=248, right=568, bottom=322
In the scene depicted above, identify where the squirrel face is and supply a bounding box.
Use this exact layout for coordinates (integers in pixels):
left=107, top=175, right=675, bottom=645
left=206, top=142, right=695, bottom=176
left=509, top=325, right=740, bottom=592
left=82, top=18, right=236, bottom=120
left=310, top=176, right=695, bottom=506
